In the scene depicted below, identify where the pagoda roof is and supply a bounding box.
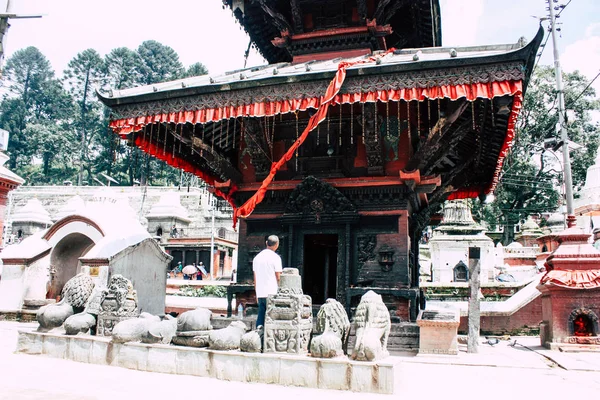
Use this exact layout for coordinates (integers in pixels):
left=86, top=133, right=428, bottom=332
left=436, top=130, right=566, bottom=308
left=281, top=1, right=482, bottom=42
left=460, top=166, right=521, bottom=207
left=222, top=0, right=442, bottom=64
left=98, top=27, right=543, bottom=210
left=100, top=32, right=541, bottom=108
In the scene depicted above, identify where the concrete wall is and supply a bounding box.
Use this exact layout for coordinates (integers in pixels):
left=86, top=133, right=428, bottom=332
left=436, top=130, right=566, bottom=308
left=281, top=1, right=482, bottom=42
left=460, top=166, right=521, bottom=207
left=107, top=238, right=171, bottom=315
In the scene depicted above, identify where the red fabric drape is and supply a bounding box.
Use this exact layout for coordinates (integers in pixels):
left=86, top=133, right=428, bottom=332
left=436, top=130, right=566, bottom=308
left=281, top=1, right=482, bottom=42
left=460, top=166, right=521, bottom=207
left=447, top=90, right=523, bottom=200
left=232, top=48, right=398, bottom=227
left=110, top=81, right=523, bottom=137
left=133, top=136, right=237, bottom=208
left=540, top=269, right=600, bottom=289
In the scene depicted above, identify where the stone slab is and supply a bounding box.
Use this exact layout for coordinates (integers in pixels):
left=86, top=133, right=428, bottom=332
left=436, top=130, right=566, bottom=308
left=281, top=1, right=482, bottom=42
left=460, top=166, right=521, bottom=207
left=15, top=330, right=395, bottom=394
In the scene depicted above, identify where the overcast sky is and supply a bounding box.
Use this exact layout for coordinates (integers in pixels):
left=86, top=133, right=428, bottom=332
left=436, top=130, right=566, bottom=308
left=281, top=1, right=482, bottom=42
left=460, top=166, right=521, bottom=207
left=2, top=0, right=599, bottom=93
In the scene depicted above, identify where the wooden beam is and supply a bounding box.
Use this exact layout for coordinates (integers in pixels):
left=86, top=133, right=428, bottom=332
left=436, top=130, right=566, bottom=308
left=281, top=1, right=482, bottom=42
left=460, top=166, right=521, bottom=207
left=290, top=0, right=303, bottom=33
left=373, top=0, right=392, bottom=23
left=256, top=0, right=292, bottom=33
left=382, top=0, right=410, bottom=24
left=191, top=137, right=242, bottom=183
left=357, top=0, right=368, bottom=23
left=406, top=100, right=468, bottom=171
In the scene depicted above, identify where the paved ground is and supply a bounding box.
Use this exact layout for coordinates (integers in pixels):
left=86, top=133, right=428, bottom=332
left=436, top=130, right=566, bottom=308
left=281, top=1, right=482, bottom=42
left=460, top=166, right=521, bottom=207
left=2, top=321, right=600, bottom=400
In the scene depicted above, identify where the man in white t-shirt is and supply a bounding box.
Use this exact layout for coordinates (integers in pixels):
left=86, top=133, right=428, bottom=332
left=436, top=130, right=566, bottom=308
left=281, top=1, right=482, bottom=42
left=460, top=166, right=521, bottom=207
left=253, top=235, right=283, bottom=328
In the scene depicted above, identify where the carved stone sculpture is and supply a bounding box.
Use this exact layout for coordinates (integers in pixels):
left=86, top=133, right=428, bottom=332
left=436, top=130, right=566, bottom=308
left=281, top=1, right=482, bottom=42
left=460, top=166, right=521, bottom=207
left=208, top=320, right=247, bottom=350
left=310, top=332, right=343, bottom=358
left=172, top=308, right=213, bottom=348
left=240, top=326, right=263, bottom=353
left=97, top=275, right=139, bottom=336
left=176, top=308, right=212, bottom=331
left=64, top=312, right=97, bottom=335
left=351, top=290, right=391, bottom=361
left=310, top=298, right=350, bottom=358
left=142, top=316, right=178, bottom=345
left=111, top=313, right=161, bottom=343
left=36, top=273, right=95, bottom=332
left=36, top=302, right=75, bottom=332
left=264, top=268, right=312, bottom=355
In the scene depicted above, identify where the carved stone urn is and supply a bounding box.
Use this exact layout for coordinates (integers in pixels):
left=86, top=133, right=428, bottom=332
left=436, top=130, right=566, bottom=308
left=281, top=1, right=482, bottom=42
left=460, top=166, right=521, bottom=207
left=264, top=268, right=312, bottom=355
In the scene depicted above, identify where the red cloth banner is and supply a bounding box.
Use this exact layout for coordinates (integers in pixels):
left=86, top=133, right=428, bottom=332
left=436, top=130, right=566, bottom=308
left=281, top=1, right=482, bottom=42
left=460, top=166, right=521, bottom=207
left=109, top=81, right=523, bottom=136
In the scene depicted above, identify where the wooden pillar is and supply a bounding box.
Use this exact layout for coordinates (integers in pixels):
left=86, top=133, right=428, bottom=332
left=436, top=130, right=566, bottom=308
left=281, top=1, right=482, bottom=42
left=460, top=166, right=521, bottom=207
left=467, top=246, right=481, bottom=353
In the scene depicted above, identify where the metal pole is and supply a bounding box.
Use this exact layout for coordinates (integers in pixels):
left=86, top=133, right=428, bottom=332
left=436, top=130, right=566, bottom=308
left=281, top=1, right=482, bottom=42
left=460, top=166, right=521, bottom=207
left=210, top=201, right=215, bottom=278
left=548, top=0, right=574, bottom=216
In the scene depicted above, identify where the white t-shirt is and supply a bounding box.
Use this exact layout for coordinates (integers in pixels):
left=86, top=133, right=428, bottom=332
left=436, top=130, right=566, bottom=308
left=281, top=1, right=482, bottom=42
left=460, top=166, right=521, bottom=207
left=253, top=248, right=283, bottom=298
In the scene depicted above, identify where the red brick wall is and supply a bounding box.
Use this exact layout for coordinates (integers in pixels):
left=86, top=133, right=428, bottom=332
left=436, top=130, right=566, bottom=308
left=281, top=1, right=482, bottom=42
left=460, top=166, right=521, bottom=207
left=458, top=296, right=543, bottom=335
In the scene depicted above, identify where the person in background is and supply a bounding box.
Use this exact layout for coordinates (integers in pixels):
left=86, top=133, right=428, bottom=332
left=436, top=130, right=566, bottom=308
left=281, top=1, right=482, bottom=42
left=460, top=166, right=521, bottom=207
left=253, top=235, right=282, bottom=328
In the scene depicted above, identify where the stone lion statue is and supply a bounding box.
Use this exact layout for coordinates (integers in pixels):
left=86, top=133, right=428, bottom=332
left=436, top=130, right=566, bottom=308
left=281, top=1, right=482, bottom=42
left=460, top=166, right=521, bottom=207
left=350, top=290, right=391, bottom=361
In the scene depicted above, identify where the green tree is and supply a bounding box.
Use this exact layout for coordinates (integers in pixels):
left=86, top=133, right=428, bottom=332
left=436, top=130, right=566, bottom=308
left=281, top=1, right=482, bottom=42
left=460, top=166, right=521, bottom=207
left=475, top=66, right=600, bottom=243
left=185, top=62, right=208, bottom=78
left=63, top=49, right=106, bottom=185
left=0, top=47, right=66, bottom=170
left=105, top=47, right=142, bottom=90
left=136, top=40, right=184, bottom=85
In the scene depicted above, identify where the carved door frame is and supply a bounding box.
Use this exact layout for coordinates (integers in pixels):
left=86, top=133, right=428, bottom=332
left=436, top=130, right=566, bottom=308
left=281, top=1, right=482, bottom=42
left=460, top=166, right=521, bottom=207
left=290, top=224, right=350, bottom=306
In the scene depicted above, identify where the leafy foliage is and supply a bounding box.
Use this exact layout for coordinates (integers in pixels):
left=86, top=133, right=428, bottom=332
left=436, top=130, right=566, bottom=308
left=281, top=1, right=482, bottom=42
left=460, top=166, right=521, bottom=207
left=0, top=43, right=208, bottom=187
left=474, top=66, right=600, bottom=243
left=176, top=285, right=227, bottom=298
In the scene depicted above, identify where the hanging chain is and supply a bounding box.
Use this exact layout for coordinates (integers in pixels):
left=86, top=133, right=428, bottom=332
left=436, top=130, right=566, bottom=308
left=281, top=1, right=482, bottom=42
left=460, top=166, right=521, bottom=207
left=339, top=103, right=343, bottom=146
left=271, top=114, right=276, bottom=159
left=226, top=118, right=230, bottom=148
left=406, top=101, right=411, bottom=145
left=386, top=101, right=390, bottom=141
left=295, top=111, right=299, bottom=171
left=317, top=121, right=320, bottom=146
left=212, top=121, right=216, bottom=151
left=232, top=118, right=237, bottom=150
left=437, top=98, right=441, bottom=121
left=397, top=100, right=401, bottom=139
left=491, top=98, right=496, bottom=127
left=361, top=102, right=365, bottom=144
left=327, top=107, right=331, bottom=145
left=350, top=103, right=354, bottom=145
left=179, top=124, right=183, bottom=154
left=427, top=100, right=431, bottom=137
left=240, top=118, right=245, bottom=151
left=163, top=123, right=168, bottom=155
left=374, top=102, right=378, bottom=142
left=417, top=101, right=421, bottom=137
left=471, top=100, right=476, bottom=131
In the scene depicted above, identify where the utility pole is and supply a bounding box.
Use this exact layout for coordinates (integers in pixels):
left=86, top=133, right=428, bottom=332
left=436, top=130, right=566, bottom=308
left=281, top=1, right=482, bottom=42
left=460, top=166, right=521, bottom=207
left=210, top=196, right=215, bottom=279
left=547, top=0, right=575, bottom=217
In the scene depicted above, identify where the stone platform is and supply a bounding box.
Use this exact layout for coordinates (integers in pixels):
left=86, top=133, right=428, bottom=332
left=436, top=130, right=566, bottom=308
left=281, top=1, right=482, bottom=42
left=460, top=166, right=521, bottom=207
left=16, top=330, right=395, bottom=394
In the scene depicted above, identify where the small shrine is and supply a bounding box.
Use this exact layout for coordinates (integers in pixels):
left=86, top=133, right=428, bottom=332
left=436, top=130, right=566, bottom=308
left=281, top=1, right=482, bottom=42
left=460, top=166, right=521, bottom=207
left=537, top=218, right=600, bottom=349
left=428, top=200, right=495, bottom=283
left=10, top=198, right=52, bottom=241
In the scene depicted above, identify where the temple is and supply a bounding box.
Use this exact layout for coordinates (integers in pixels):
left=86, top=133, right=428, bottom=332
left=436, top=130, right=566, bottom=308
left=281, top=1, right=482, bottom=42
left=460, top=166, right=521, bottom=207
left=99, top=0, right=542, bottom=321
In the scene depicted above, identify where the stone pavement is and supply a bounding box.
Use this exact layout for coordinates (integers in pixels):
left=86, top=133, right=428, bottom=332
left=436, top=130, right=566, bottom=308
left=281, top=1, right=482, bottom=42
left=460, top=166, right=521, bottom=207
left=2, top=321, right=600, bottom=400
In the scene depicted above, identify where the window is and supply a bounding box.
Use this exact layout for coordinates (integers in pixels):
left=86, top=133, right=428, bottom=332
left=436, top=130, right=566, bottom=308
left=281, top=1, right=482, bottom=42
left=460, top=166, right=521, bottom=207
left=453, top=261, right=469, bottom=282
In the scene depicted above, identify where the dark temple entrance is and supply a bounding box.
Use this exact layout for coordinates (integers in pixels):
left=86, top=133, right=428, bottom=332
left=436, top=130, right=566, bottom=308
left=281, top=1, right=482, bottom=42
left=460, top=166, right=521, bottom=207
left=303, top=234, right=338, bottom=304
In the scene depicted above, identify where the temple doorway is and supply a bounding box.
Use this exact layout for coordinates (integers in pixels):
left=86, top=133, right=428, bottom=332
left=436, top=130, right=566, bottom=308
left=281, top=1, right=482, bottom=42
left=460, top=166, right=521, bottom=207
left=47, top=232, right=95, bottom=300
left=302, top=234, right=338, bottom=304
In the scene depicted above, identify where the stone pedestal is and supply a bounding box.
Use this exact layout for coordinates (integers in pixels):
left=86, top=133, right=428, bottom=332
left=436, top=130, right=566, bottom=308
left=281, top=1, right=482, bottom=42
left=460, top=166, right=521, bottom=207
left=264, top=268, right=312, bottom=354
left=417, top=309, right=460, bottom=355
